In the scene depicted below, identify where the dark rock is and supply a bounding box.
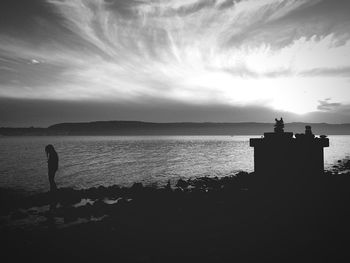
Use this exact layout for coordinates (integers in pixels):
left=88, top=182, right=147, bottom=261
left=11, top=210, right=28, bottom=220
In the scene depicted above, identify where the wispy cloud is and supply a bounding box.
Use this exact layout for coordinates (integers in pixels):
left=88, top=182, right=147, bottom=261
left=300, top=67, right=350, bottom=77
left=317, top=98, right=342, bottom=111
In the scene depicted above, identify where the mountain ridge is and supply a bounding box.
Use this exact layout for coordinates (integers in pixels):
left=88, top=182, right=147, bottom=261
left=1, top=121, right=350, bottom=135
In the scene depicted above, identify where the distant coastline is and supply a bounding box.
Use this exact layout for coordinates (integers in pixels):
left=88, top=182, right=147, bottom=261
left=1, top=121, right=350, bottom=136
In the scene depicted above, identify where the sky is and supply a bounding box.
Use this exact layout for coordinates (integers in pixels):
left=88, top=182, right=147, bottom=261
left=1, top=0, right=350, bottom=126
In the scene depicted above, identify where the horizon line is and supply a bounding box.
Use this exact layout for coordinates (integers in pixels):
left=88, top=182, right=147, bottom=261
left=1, top=120, right=350, bottom=129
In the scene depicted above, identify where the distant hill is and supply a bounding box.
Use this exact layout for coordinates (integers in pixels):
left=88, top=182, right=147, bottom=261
left=1, top=121, right=350, bottom=135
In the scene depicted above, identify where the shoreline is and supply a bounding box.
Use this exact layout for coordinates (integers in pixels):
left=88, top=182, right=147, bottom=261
left=2, top=168, right=350, bottom=262
left=1, top=171, right=350, bottom=221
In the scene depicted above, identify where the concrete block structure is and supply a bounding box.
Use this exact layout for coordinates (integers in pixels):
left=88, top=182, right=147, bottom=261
left=250, top=119, right=329, bottom=178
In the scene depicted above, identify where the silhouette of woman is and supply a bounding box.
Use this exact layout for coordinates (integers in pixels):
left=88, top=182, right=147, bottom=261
left=45, top=144, right=58, bottom=192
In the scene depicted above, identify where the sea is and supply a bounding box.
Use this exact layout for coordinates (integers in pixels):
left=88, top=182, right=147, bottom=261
left=0, top=135, right=349, bottom=194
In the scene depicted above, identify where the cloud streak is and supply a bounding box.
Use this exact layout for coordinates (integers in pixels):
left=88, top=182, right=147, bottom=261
left=317, top=98, right=342, bottom=111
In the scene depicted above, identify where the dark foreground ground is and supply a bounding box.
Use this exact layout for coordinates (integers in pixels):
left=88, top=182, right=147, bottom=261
left=1, top=169, right=350, bottom=263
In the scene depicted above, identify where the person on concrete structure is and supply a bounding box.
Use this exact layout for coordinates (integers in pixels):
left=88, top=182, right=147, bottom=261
left=305, top=125, right=314, bottom=137
left=274, top=118, right=284, bottom=133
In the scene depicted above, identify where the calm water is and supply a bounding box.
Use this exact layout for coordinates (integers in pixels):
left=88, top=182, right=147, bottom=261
left=0, top=135, right=349, bottom=193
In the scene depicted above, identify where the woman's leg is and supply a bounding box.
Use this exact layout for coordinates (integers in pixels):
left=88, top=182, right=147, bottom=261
left=48, top=169, right=58, bottom=211
left=48, top=169, right=57, bottom=192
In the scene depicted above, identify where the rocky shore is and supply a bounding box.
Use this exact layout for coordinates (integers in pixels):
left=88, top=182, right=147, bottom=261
left=2, top=169, right=350, bottom=262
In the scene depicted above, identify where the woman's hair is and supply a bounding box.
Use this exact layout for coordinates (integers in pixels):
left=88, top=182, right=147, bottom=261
left=45, top=144, right=55, bottom=157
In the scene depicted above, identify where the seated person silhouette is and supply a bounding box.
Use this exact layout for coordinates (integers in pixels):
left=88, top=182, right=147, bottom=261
left=305, top=125, right=315, bottom=138
left=274, top=118, right=284, bottom=133
left=45, top=144, right=59, bottom=192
